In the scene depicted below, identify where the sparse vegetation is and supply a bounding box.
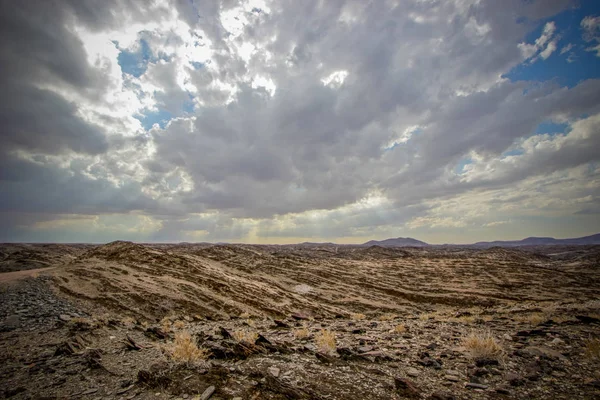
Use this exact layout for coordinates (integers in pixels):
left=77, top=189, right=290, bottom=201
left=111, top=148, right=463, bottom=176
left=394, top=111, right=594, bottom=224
left=67, top=317, right=98, bottom=331
left=121, top=316, right=136, bottom=326
left=393, top=324, right=407, bottom=333
left=584, top=337, right=600, bottom=360
left=169, top=330, right=210, bottom=365
left=315, top=329, right=336, bottom=354
left=232, top=329, right=258, bottom=344
left=463, top=330, right=504, bottom=361
left=160, top=317, right=172, bottom=333
left=172, top=320, right=185, bottom=330
left=419, top=311, right=440, bottom=321
left=293, top=326, right=310, bottom=340
left=513, top=312, right=549, bottom=325
left=378, top=313, right=398, bottom=321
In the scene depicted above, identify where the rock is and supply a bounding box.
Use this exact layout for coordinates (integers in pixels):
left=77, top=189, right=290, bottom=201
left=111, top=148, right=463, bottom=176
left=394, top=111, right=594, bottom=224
left=429, top=392, right=456, bottom=400
left=523, top=346, right=566, bottom=360
left=470, top=367, right=489, bottom=377
left=200, top=385, right=215, bottom=400
left=525, top=363, right=542, bottom=381
left=475, top=358, right=499, bottom=367
left=465, top=382, right=488, bottom=390
left=516, top=329, right=546, bottom=337
left=4, top=387, right=26, bottom=397
left=315, top=352, right=336, bottom=363
left=445, top=369, right=460, bottom=376
left=268, top=366, right=281, bottom=378
left=575, top=315, right=600, bottom=324
left=426, top=342, right=438, bottom=350
left=219, top=327, right=233, bottom=339
left=445, top=375, right=459, bottom=382
left=291, top=313, right=310, bottom=320
left=503, top=334, right=512, bottom=341
left=358, top=345, right=374, bottom=353
left=59, top=314, right=71, bottom=322
left=496, top=386, right=511, bottom=395
left=406, top=367, right=420, bottom=377
left=506, top=373, right=525, bottom=386
left=273, top=319, right=290, bottom=328
left=394, top=377, right=420, bottom=398
left=418, top=357, right=442, bottom=369
left=586, top=380, right=600, bottom=388
left=361, top=350, right=393, bottom=360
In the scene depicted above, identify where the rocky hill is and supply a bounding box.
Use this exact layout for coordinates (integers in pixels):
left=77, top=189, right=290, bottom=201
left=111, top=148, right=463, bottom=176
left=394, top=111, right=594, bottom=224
left=1, top=242, right=599, bottom=399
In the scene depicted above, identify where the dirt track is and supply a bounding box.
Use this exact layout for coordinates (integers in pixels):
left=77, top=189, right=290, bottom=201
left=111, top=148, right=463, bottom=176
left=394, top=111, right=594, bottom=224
left=0, top=266, right=55, bottom=283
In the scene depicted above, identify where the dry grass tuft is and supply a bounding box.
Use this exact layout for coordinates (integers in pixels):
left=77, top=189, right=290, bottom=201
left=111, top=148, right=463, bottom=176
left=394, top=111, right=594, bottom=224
left=463, top=330, right=504, bottom=360
left=454, top=315, right=475, bottom=324
left=239, top=312, right=252, bottom=319
left=393, top=324, right=407, bottom=333
left=232, top=329, right=259, bottom=344
left=121, top=316, right=136, bottom=326
left=67, top=317, right=98, bottom=331
left=172, top=320, right=186, bottom=330
left=160, top=317, right=172, bottom=333
left=315, top=329, right=336, bottom=354
left=170, top=330, right=210, bottom=365
left=293, top=327, right=310, bottom=340
left=351, top=313, right=366, bottom=321
left=513, top=312, right=550, bottom=325
left=584, top=337, right=600, bottom=360
left=419, top=311, right=440, bottom=321
left=378, top=313, right=398, bottom=321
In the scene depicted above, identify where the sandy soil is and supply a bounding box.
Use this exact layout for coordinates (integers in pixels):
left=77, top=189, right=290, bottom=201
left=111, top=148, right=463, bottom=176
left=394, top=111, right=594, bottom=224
left=0, top=241, right=599, bottom=399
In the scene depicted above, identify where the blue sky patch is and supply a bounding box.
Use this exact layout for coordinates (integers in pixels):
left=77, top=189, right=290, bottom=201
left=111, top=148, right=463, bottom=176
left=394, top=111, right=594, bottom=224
left=533, top=121, right=570, bottom=136
left=454, top=156, right=473, bottom=174
left=135, top=109, right=173, bottom=130
left=504, top=2, right=600, bottom=88
left=116, top=39, right=152, bottom=78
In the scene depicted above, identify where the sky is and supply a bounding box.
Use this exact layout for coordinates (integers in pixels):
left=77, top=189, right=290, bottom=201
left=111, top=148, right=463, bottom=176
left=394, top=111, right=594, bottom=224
left=1, top=0, right=600, bottom=245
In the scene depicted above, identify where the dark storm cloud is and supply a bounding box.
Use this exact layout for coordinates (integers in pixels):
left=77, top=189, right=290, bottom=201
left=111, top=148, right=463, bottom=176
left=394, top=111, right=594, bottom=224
left=0, top=0, right=598, bottom=242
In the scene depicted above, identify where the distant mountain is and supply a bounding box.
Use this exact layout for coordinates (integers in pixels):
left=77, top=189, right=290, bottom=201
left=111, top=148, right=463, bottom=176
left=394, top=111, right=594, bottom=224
left=473, top=233, right=600, bottom=247
left=362, top=237, right=429, bottom=247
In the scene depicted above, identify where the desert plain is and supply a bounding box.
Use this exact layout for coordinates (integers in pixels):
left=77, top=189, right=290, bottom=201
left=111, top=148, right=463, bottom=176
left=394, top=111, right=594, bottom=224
left=0, top=241, right=599, bottom=399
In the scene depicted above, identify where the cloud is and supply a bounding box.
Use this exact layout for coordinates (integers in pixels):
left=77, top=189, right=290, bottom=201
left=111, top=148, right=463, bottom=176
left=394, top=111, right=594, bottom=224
left=581, top=15, right=600, bottom=56
left=0, top=0, right=598, bottom=243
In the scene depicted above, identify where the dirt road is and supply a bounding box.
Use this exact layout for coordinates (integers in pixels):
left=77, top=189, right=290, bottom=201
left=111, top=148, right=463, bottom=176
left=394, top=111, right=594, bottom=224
left=0, top=267, right=55, bottom=283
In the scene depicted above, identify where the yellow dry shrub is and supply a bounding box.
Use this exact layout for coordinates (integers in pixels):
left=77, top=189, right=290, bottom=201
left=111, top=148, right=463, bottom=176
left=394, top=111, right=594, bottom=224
left=378, top=313, right=398, bottom=321
left=463, top=330, right=504, bottom=360
left=232, top=329, right=258, bottom=344
left=293, top=327, right=310, bottom=340
left=172, top=320, right=186, bottom=330
left=160, top=317, right=172, bottom=333
left=315, top=329, right=336, bottom=354
left=514, top=312, right=549, bottom=325
left=170, top=330, right=210, bottom=365
left=584, top=337, right=600, bottom=360
left=394, top=324, right=406, bottom=333
left=351, top=313, right=366, bottom=320
left=121, top=316, right=136, bottom=326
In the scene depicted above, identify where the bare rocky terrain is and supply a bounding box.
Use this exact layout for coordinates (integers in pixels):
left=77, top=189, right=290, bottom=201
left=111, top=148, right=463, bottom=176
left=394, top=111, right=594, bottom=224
left=1, top=241, right=599, bottom=399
